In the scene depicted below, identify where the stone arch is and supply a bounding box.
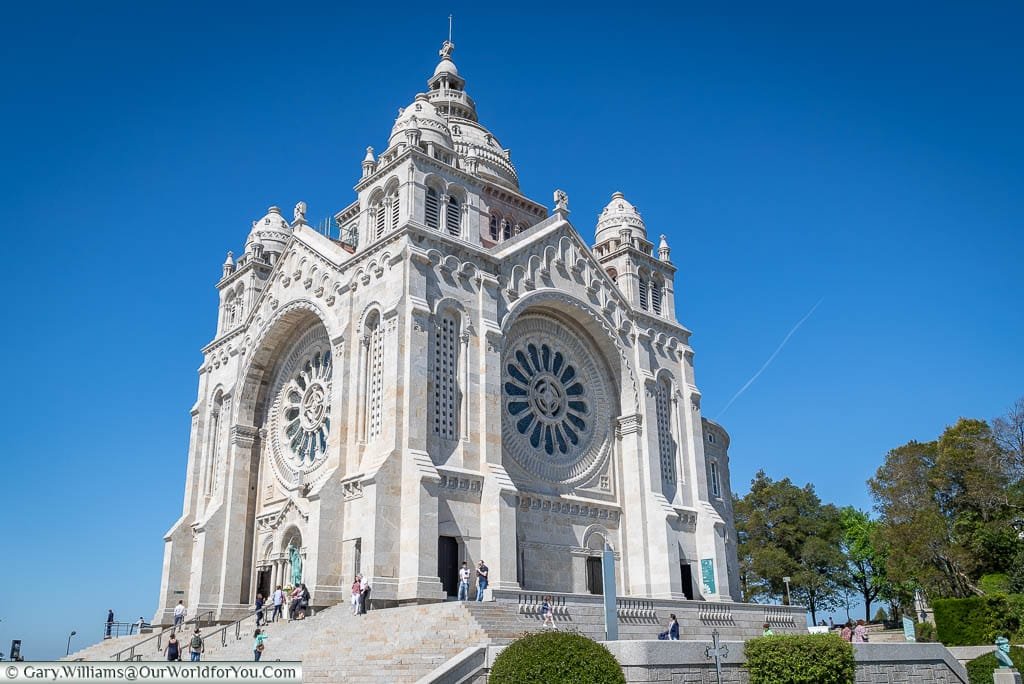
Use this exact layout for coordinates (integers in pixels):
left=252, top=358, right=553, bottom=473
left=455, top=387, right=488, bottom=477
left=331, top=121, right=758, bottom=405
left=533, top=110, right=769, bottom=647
left=582, top=524, right=613, bottom=552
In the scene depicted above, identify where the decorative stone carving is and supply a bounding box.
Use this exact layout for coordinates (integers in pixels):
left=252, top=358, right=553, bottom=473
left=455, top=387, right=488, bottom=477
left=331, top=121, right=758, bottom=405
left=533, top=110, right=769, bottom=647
left=502, top=315, right=612, bottom=485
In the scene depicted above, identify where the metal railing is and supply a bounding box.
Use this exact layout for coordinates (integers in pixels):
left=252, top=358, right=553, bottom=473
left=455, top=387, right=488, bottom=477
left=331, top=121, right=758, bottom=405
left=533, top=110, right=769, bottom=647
left=112, top=611, right=213, bottom=662
left=196, top=607, right=267, bottom=654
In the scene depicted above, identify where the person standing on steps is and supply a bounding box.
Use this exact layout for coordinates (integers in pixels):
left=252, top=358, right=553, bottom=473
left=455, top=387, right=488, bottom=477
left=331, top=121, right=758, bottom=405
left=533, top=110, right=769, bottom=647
left=253, top=628, right=267, bottom=662
left=254, top=593, right=265, bottom=627
left=173, top=600, right=186, bottom=630
left=359, top=575, right=372, bottom=614
left=288, top=585, right=303, bottom=621
left=458, top=562, right=471, bottom=601
left=164, top=633, right=181, bottom=662
left=475, top=560, right=489, bottom=601
left=298, top=583, right=310, bottom=620
left=188, top=629, right=204, bottom=662
left=351, top=575, right=362, bottom=615
left=541, top=596, right=555, bottom=629
left=271, top=585, right=285, bottom=623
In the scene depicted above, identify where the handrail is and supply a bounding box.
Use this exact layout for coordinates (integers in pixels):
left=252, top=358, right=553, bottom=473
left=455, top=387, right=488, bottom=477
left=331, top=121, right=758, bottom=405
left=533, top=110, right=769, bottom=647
left=112, top=611, right=213, bottom=662
left=197, top=607, right=265, bottom=652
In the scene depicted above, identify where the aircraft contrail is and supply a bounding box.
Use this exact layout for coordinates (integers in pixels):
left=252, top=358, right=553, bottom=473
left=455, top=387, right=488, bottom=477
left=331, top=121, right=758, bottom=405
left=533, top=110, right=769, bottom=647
left=715, top=297, right=824, bottom=420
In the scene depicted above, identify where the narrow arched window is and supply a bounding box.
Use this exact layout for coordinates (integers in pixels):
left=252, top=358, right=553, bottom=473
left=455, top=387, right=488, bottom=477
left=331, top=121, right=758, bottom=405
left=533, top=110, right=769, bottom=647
left=639, top=278, right=649, bottom=311
left=365, top=314, right=385, bottom=439
left=502, top=219, right=512, bottom=241
left=374, top=202, right=386, bottom=239
left=205, top=392, right=225, bottom=496
left=390, top=190, right=400, bottom=231
left=425, top=187, right=440, bottom=229
left=433, top=314, right=459, bottom=440
left=655, top=379, right=677, bottom=492
left=445, top=195, right=461, bottom=237
left=489, top=214, right=500, bottom=241
left=651, top=280, right=663, bottom=315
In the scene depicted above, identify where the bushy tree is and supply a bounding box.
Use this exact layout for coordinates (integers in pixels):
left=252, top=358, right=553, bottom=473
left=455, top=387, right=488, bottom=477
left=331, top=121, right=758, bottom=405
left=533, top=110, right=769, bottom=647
left=734, top=471, right=845, bottom=622
left=839, top=507, right=889, bottom=622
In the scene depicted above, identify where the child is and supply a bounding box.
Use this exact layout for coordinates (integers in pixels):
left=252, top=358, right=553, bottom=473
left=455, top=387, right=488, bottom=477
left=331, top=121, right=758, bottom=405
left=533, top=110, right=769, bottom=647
left=541, top=596, right=555, bottom=629
left=253, top=628, right=267, bottom=662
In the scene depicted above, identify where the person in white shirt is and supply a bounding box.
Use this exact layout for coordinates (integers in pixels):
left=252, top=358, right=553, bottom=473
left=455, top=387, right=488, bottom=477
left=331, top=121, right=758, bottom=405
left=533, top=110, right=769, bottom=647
left=271, top=585, right=285, bottom=623
left=173, top=600, right=186, bottom=630
left=458, top=562, right=471, bottom=601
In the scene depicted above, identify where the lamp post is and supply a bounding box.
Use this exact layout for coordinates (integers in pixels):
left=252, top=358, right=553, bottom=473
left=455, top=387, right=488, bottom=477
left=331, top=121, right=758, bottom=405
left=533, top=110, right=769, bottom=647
left=782, top=576, right=791, bottom=606
left=66, top=631, right=77, bottom=656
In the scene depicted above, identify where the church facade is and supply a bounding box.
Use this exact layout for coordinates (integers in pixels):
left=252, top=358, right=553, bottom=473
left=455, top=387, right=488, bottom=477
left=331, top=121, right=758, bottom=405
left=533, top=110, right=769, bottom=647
left=155, top=41, right=741, bottom=624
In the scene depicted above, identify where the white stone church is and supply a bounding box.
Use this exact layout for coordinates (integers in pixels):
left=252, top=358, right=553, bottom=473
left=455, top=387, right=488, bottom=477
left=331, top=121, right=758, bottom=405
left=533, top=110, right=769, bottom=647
left=155, top=41, right=741, bottom=625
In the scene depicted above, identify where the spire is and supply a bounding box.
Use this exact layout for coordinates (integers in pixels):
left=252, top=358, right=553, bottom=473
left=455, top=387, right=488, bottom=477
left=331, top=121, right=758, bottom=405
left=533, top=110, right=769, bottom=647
left=361, top=146, right=376, bottom=178
left=222, top=251, right=235, bottom=278
left=658, top=234, right=671, bottom=262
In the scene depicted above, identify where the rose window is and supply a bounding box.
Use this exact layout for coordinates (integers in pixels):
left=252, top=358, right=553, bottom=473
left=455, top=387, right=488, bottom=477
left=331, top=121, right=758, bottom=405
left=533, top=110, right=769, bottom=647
left=505, top=343, right=587, bottom=456
left=501, top=316, right=612, bottom=486
left=280, top=349, right=332, bottom=464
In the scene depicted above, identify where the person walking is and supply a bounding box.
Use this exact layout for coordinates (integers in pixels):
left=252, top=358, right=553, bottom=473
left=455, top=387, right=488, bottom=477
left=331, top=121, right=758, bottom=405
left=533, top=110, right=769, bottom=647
left=351, top=576, right=362, bottom=615
left=458, top=562, right=471, bottom=601
left=271, top=585, right=285, bottom=623
left=762, top=623, right=774, bottom=636
left=541, top=596, right=555, bottom=629
left=475, top=560, right=489, bottom=601
left=105, top=610, right=114, bottom=638
left=840, top=621, right=853, bottom=642
left=854, top=619, right=869, bottom=643
left=173, top=601, right=186, bottom=630
left=253, top=628, right=267, bottom=662
left=188, top=629, right=204, bottom=662
left=164, top=633, right=182, bottom=662
left=254, top=593, right=265, bottom=627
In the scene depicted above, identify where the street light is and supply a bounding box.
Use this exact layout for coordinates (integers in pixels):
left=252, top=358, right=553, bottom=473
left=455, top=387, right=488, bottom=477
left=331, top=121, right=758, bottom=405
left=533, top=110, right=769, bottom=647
left=782, top=576, right=792, bottom=605
left=66, top=631, right=77, bottom=656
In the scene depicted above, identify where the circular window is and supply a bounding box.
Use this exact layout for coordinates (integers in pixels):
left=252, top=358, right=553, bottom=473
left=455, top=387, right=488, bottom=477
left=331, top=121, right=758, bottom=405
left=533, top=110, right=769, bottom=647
left=502, top=316, right=612, bottom=484
left=268, top=326, right=333, bottom=484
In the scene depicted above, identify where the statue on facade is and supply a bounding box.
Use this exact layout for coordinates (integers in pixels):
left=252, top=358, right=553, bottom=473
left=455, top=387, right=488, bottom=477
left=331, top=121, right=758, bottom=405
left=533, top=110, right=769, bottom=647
left=554, top=189, right=569, bottom=213
left=996, top=636, right=1014, bottom=668
left=288, top=544, right=302, bottom=586
left=439, top=40, right=455, bottom=60
left=293, top=201, right=307, bottom=225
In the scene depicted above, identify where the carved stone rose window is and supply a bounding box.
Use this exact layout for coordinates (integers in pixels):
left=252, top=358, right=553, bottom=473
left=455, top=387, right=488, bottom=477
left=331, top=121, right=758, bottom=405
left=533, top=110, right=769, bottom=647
left=502, top=315, right=612, bottom=485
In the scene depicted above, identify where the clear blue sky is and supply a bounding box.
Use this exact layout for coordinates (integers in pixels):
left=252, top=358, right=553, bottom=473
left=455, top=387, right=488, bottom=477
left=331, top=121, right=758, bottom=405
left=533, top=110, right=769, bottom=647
left=1, top=0, right=1021, bottom=658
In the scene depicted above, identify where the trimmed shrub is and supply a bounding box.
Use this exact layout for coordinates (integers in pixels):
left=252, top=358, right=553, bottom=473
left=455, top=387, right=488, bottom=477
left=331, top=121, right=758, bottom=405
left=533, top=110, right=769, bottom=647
left=914, top=621, right=936, bottom=643
left=489, top=631, right=625, bottom=684
left=872, top=607, right=889, bottom=623
left=965, top=645, right=1024, bottom=684
left=745, top=633, right=855, bottom=684
left=934, top=595, right=1024, bottom=645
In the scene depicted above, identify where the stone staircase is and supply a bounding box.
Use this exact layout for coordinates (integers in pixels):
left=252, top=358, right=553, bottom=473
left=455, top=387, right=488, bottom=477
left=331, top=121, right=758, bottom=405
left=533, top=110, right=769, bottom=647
left=66, top=632, right=156, bottom=661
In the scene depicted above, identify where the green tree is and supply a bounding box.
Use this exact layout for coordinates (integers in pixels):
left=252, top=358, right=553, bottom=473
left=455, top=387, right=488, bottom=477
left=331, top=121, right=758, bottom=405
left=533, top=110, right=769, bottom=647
left=870, top=419, right=1021, bottom=599
left=734, top=470, right=846, bottom=622
left=838, top=507, right=889, bottom=622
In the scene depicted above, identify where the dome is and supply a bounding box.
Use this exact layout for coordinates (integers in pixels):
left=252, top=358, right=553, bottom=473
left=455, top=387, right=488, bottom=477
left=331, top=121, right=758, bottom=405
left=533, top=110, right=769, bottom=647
left=246, top=205, right=292, bottom=255
left=433, top=57, right=460, bottom=79
left=388, top=93, right=453, bottom=151
left=595, top=192, right=647, bottom=244
left=450, top=118, right=519, bottom=190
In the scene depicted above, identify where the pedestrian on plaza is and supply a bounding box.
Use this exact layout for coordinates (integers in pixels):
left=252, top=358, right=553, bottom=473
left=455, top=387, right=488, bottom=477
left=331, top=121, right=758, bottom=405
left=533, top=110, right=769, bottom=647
left=351, top=575, right=362, bottom=615
left=475, top=560, right=489, bottom=601
left=254, top=593, right=265, bottom=627
left=288, top=585, right=303, bottom=621
left=271, top=585, right=285, bottom=623
left=253, top=628, right=267, bottom=662
left=173, top=600, right=186, bottom=630
left=458, top=562, right=471, bottom=601
left=105, top=609, right=114, bottom=638
left=840, top=621, right=853, bottom=642
left=762, top=623, right=774, bottom=636
left=298, top=583, right=310, bottom=620
left=541, top=596, right=555, bottom=629
left=188, top=629, right=204, bottom=662
left=854, top=619, right=869, bottom=643
left=164, top=633, right=182, bottom=662
left=359, top=575, right=372, bottom=614
left=829, top=617, right=834, bottom=630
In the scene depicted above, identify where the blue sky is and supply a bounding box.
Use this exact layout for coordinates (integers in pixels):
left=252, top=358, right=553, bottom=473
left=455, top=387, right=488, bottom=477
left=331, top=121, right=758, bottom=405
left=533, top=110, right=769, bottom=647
left=1, top=0, right=1021, bottom=658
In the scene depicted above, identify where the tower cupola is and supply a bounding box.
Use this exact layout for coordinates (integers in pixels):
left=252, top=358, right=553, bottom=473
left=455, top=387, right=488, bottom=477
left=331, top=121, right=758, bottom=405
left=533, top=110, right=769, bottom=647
left=595, top=191, right=647, bottom=245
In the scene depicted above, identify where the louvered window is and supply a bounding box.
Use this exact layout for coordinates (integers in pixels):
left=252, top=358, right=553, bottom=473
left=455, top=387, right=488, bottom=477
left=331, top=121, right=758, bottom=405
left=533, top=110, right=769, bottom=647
left=433, top=315, right=459, bottom=440
left=390, top=193, right=400, bottom=231
left=656, top=381, right=676, bottom=488
left=639, top=279, right=649, bottom=311
left=425, top=187, right=440, bottom=229
left=374, top=204, right=385, bottom=239
left=651, top=281, right=662, bottom=315
left=446, top=196, right=461, bottom=237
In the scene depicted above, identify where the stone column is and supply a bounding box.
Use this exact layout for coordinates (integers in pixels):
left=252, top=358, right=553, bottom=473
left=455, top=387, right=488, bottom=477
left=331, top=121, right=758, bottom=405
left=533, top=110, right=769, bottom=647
left=214, top=424, right=260, bottom=621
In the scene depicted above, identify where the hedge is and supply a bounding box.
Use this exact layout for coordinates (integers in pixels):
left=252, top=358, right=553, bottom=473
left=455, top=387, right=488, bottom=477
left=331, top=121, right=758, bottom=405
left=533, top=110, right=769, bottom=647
left=489, top=631, right=625, bottom=684
left=744, top=633, right=855, bottom=684
left=966, top=645, right=1024, bottom=684
left=933, top=595, right=1024, bottom=645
